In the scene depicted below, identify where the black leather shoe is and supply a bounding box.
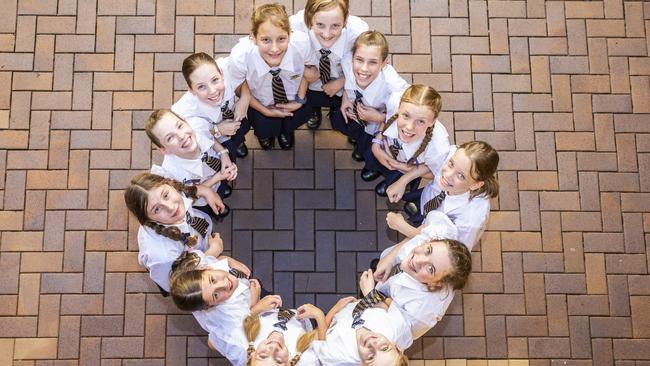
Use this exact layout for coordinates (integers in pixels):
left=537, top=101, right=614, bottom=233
left=278, top=132, right=293, bottom=150
left=236, top=142, right=248, bottom=158
left=404, top=202, right=419, bottom=217
left=307, top=109, right=322, bottom=130
left=352, top=151, right=364, bottom=162
left=369, top=258, right=379, bottom=272
left=220, top=184, right=232, bottom=199
left=375, top=180, right=388, bottom=197
left=258, top=137, right=274, bottom=150
left=361, top=168, right=381, bottom=182
left=347, top=136, right=357, bottom=145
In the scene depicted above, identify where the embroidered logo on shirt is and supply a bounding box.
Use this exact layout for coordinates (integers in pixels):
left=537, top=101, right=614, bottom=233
left=290, top=74, right=300, bottom=80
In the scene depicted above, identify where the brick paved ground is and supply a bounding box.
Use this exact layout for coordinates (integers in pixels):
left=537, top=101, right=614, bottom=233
left=0, top=0, right=649, bottom=364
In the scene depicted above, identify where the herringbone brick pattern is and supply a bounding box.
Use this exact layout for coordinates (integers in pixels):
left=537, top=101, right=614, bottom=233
left=0, top=0, right=649, bottom=364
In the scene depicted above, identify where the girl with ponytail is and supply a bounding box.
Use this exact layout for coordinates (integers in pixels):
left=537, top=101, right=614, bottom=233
left=124, top=173, right=225, bottom=292
left=367, top=85, right=451, bottom=201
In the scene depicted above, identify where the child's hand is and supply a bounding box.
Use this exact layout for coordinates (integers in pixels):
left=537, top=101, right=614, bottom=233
left=196, top=185, right=226, bottom=215
left=249, top=279, right=261, bottom=305
left=386, top=181, right=406, bottom=203
left=359, top=269, right=376, bottom=296
left=253, top=295, right=283, bottom=314
left=387, top=159, right=411, bottom=173
left=386, top=212, right=406, bottom=231
left=275, top=101, right=302, bottom=113
left=373, top=257, right=394, bottom=283
left=217, top=120, right=241, bottom=136
left=296, top=303, right=325, bottom=321
left=340, top=97, right=354, bottom=124
left=264, top=106, right=293, bottom=118
left=207, top=233, right=224, bottom=256
left=233, top=97, right=249, bottom=122
left=330, top=296, right=356, bottom=315
left=322, top=79, right=342, bottom=97
left=357, top=104, right=385, bottom=124
left=220, top=156, right=238, bottom=181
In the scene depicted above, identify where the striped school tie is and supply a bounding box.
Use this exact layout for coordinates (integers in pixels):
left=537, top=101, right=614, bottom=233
left=319, top=49, right=332, bottom=84
left=389, top=139, right=401, bottom=160
left=270, top=68, right=288, bottom=104
left=201, top=152, right=221, bottom=172
left=423, top=190, right=447, bottom=215
left=228, top=267, right=247, bottom=279
left=221, top=100, right=234, bottom=120
left=352, top=90, right=367, bottom=126
left=390, top=263, right=403, bottom=278
left=351, top=290, right=387, bottom=328
left=274, top=308, right=295, bottom=331
left=185, top=212, right=209, bottom=237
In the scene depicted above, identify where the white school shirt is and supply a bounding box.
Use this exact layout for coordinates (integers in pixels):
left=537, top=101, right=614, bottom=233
left=289, top=10, right=368, bottom=95
left=192, top=257, right=252, bottom=366
left=382, top=112, right=451, bottom=175
left=171, top=57, right=239, bottom=144
left=153, top=128, right=221, bottom=207
left=377, top=211, right=459, bottom=339
left=251, top=309, right=318, bottom=366
left=227, top=31, right=318, bottom=107
left=341, top=56, right=409, bottom=135
left=137, top=195, right=211, bottom=292
left=418, top=146, right=492, bottom=251
left=311, top=301, right=412, bottom=366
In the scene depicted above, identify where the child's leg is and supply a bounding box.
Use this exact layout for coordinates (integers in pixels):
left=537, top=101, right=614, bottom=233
left=279, top=103, right=311, bottom=149
left=306, top=90, right=341, bottom=130
left=248, top=107, right=282, bottom=150
left=222, top=118, right=251, bottom=160
left=359, top=133, right=382, bottom=181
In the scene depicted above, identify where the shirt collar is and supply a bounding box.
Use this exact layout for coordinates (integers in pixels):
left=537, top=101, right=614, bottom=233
left=383, top=120, right=425, bottom=161
left=251, top=35, right=299, bottom=76
left=309, top=28, right=346, bottom=59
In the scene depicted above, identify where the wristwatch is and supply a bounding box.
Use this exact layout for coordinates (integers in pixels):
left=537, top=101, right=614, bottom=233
left=294, top=95, right=307, bottom=105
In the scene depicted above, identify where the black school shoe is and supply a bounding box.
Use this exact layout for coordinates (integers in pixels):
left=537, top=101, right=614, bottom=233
left=361, top=168, right=381, bottom=182
left=375, top=179, right=388, bottom=197
left=307, top=108, right=322, bottom=130
left=352, top=151, right=364, bottom=162
left=220, top=184, right=232, bottom=199
left=236, top=142, right=248, bottom=158
left=278, top=132, right=294, bottom=150
left=258, top=137, right=274, bottom=150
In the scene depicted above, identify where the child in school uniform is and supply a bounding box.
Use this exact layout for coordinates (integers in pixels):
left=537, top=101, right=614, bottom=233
left=374, top=211, right=472, bottom=339
left=333, top=30, right=409, bottom=179
left=227, top=3, right=319, bottom=150
left=391, top=140, right=500, bottom=251
left=310, top=275, right=412, bottom=366
left=172, top=52, right=252, bottom=160
left=123, top=173, right=225, bottom=292
left=145, top=109, right=236, bottom=218
left=368, top=84, right=451, bottom=198
left=289, top=0, right=368, bottom=130
left=169, top=251, right=323, bottom=366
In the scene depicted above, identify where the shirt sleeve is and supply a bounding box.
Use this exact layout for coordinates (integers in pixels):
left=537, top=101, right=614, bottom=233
left=395, top=234, right=431, bottom=263
left=227, top=38, right=251, bottom=88
left=292, top=30, right=318, bottom=66
left=456, top=197, right=491, bottom=250
left=420, top=211, right=459, bottom=241
left=345, top=15, right=369, bottom=36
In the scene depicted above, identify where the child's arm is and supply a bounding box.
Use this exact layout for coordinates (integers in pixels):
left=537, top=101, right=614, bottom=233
left=250, top=294, right=282, bottom=315
left=249, top=279, right=261, bottom=307
left=371, top=137, right=398, bottom=169
left=275, top=77, right=309, bottom=113
left=324, top=296, right=356, bottom=328
left=249, top=95, right=292, bottom=118
left=374, top=237, right=411, bottom=283
left=322, top=77, right=345, bottom=97
left=296, top=304, right=327, bottom=340
left=357, top=103, right=386, bottom=124
left=339, top=92, right=354, bottom=124
left=195, top=184, right=226, bottom=214
left=233, top=81, right=251, bottom=122
left=386, top=164, right=432, bottom=203
left=386, top=212, right=421, bottom=238
left=302, top=65, right=319, bottom=84
left=204, top=233, right=224, bottom=257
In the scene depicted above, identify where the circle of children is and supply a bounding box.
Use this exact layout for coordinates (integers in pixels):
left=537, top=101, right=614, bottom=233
left=123, top=1, right=501, bottom=365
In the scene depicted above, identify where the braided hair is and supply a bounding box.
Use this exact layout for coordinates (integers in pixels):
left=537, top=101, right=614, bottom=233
left=380, top=85, right=442, bottom=165
left=169, top=251, right=209, bottom=311
left=243, top=313, right=317, bottom=366
left=437, top=238, right=472, bottom=291
left=124, top=172, right=200, bottom=246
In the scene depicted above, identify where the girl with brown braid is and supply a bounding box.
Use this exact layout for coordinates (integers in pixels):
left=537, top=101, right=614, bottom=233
left=366, top=85, right=451, bottom=200
left=124, top=172, right=224, bottom=292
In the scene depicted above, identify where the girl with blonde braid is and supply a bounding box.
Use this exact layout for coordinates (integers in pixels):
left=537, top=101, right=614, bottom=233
left=367, top=85, right=451, bottom=199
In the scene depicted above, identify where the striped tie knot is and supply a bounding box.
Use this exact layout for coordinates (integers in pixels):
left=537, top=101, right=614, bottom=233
left=274, top=308, right=295, bottom=331
left=351, top=290, right=387, bottom=328
left=185, top=211, right=209, bottom=237
left=423, top=190, right=447, bottom=215
left=221, top=100, right=234, bottom=120
left=352, top=90, right=366, bottom=127
left=389, top=139, right=402, bottom=160
left=228, top=267, right=247, bottom=279
left=269, top=68, right=288, bottom=104
left=201, top=152, right=222, bottom=172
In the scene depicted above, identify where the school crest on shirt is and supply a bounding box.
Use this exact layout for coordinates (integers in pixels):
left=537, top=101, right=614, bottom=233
left=290, top=74, right=300, bottom=80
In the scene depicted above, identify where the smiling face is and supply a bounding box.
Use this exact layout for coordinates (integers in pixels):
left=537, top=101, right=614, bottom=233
left=439, top=148, right=485, bottom=196
left=311, top=7, right=345, bottom=49
left=400, top=240, right=453, bottom=288
left=251, top=331, right=290, bottom=366
left=189, top=63, right=225, bottom=106
left=151, top=112, right=199, bottom=158
left=254, top=20, right=290, bottom=68
left=200, top=269, right=239, bottom=307
left=352, top=45, right=386, bottom=89
left=356, top=328, right=400, bottom=366
left=395, top=102, right=436, bottom=143
left=145, top=184, right=186, bottom=225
